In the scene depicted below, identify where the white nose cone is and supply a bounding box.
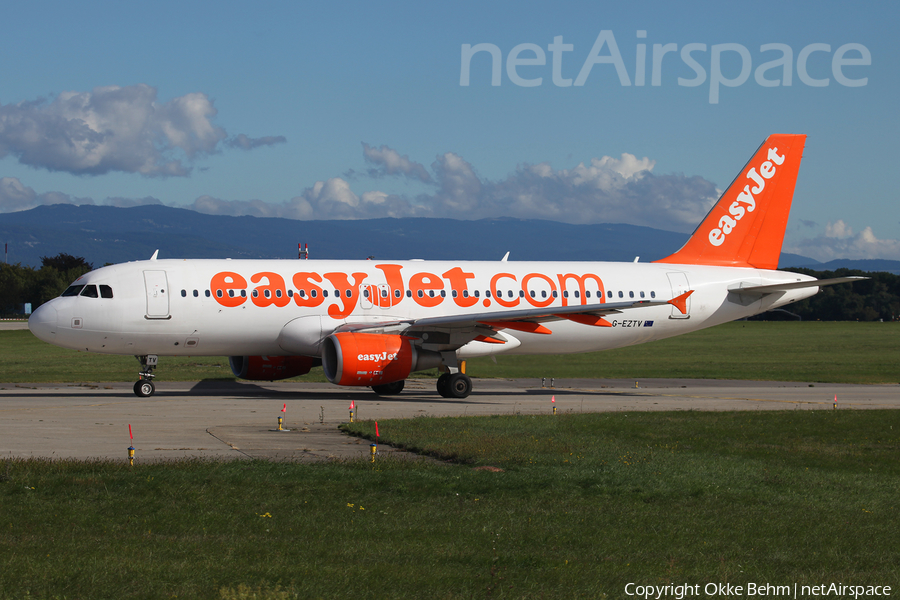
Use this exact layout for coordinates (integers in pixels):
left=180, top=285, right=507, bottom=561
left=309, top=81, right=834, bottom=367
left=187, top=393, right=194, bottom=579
left=28, top=302, right=58, bottom=343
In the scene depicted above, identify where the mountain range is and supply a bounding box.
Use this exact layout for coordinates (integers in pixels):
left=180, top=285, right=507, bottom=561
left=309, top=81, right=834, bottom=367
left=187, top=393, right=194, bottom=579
left=2, top=204, right=898, bottom=273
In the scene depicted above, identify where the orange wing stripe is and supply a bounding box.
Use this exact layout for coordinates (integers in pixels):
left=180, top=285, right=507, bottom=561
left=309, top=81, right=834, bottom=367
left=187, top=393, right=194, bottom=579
left=554, top=314, right=613, bottom=327
left=473, top=335, right=507, bottom=344
left=478, top=321, right=552, bottom=335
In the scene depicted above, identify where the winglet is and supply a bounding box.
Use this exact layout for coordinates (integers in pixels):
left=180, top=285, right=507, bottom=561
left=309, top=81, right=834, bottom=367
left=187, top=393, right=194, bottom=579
left=655, top=134, right=806, bottom=270
left=150, top=250, right=159, bottom=261
left=667, top=290, right=694, bottom=315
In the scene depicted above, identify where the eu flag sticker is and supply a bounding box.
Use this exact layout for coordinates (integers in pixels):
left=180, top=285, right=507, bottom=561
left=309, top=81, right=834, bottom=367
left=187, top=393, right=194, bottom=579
left=644, top=321, right=654, bottom=327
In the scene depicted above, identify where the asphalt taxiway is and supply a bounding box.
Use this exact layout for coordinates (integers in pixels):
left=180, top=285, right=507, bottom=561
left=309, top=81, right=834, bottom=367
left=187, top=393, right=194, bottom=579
left=1, top=377, right=897, bottom=462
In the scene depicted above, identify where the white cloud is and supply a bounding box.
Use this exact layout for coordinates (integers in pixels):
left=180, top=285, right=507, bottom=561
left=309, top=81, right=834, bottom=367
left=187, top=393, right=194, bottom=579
left=0, top=85, right=285, bottom=177
left=362, top=143, right=433, bottom=183
left=786, top=220, right=900, bottom=261
left=16, top=142, right=897, bottom=261
left=0, top=176, right=165, bottom=212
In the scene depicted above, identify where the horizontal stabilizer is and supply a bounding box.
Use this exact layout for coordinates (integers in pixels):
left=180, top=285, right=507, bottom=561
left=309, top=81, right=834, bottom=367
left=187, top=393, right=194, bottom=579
left=728, top=277, right=867, bottom=295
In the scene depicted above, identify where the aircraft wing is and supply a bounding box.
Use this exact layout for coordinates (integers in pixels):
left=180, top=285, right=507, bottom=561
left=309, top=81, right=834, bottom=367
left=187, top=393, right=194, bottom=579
left=335, top=291, right=693, bottom=340
left=728, top=277, right=867, bottom=295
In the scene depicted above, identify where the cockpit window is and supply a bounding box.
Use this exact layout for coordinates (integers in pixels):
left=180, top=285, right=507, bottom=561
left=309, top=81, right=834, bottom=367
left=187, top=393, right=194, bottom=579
left=100, top=285, right=114, bottom=299
left=80, top=285, right=99, bottom=298
left=61, top=285, right=85, bottom=297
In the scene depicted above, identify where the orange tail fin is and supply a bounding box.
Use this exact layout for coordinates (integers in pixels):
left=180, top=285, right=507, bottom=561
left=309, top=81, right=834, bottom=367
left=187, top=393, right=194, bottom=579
left=655, top=134, right=806, bottom=269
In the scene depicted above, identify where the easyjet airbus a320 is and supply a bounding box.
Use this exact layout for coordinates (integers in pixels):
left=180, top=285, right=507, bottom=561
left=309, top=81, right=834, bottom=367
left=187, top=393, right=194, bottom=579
left=29, top=134, right=860, bottom=398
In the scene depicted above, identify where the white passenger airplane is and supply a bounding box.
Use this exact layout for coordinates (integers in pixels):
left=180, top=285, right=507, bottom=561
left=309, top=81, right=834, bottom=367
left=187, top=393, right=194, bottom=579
left=29, top=134, right=860, bottom=398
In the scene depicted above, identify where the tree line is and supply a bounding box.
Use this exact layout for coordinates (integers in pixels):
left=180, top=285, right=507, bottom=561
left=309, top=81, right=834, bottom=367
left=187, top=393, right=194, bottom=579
left=1, top=257, right=897, bottom=321
left=0, top=254, right=93, bottom=315
left=751, top=268, right=900, bottom=322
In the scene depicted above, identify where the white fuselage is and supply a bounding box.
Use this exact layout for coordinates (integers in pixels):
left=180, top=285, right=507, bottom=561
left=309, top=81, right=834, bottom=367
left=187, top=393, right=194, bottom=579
left=28, top=258, right=817, bottom=359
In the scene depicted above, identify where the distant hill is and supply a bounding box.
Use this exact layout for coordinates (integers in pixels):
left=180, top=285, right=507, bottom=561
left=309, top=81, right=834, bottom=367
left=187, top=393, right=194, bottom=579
left=4, top=203, right=884, bottom=271
left=2, top=204, right=691, bottom=267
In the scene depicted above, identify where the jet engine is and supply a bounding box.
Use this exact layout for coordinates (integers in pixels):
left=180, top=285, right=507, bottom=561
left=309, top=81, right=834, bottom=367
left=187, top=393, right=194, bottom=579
left=229, top=355, right=319, bottom=381
left=321, top=332, right=441, bottom=386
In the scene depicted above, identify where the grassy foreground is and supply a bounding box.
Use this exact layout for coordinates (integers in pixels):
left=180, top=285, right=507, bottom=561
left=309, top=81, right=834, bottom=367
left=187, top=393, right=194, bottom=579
left=2, top=410, right=898, bottom=599
left=2, top=321, right=899, bottom=384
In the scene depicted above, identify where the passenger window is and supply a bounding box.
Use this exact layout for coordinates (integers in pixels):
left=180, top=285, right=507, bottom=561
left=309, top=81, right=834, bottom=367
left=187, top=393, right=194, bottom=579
left=640, top=291, right=645, bottom=298
left=618, top=291, right=623, bottom=298
left=182, top=290, right=187, bottom=297
left=287, top=290, right=293, bottom=298
left=586, top=291, right=591, bottom=298
left=406, top=290, right=412, bottom=298
left=651, top=291, right=656, bottom=298
left=345, top=290, right=351, bottom=298
left=100, top=285, right=114, bottom=299
left=563, top=291, right=569, bottom=298
left=363, top=289, right=370, bottom=298
left=474, top=290, right=480, bottom=298
left=417, top=290, right=423, bottom=298
left=607, top=291, right=613, bottom=299
left=452, top=290, right=458, bottom=298
left=629, top=291, right=634, bottom=298
left=323, top=290, right=329, bottom=297
left=252, top=290, right=258, bottom=298
left=276, top=290, right=282, bottom=298
left=205, top=290, right=211, bottom=297
left=61, top=285, right=84, bottom=297
left=80, top=285, right=99, bottom=298
left=193, top=290, right=199, bottom=298
left=519, top=290, right=525, bottom=298
left=574, top=291, right=580, bottom=298
left=394, top=290, right=401, bottom=298
left=541, top=291, right=547, bottom=298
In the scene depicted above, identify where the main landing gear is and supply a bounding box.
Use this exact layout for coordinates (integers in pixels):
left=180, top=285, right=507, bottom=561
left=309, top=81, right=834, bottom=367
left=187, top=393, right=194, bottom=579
left=133, top=354, right=158, bottom=398
left=436, top=372, right=472, bottom=399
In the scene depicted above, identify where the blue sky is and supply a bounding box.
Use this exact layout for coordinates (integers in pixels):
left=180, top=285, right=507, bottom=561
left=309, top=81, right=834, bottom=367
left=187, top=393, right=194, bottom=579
left=1, top=1, right=897, bottom=261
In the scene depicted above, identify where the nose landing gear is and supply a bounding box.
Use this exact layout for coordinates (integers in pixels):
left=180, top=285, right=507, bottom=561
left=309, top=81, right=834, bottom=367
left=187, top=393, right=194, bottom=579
left=133, top=355, right=158, bottom=397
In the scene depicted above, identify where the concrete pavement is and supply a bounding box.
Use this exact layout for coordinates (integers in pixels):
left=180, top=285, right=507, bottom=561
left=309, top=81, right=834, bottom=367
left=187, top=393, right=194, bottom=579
left=1, top=377, right=897, bottom=462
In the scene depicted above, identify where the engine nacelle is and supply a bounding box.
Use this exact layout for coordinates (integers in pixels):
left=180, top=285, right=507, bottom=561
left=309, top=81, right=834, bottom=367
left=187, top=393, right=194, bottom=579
left=229, top=355, right=318, bottom=381
left=321, top=332, right=440, bottom=387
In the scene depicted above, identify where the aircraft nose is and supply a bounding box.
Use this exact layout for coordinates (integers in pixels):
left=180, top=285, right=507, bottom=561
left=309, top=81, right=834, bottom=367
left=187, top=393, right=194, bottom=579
left=28, top=302, right=58, bottom=343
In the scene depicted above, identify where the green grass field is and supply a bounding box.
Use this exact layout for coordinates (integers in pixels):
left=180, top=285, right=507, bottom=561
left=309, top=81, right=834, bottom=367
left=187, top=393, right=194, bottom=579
left=2, top=321, right=899, bottom=384
left=1, top=411, right=898, bottom=599
left=2, top=321, right=898, bottom=598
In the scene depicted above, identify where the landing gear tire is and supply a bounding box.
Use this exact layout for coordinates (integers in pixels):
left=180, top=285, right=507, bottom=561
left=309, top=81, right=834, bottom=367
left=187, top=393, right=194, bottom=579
left=446, top=373, right=472, bottom=399
left=436, top=373, right=452, bottom=398
left=134, top=380, right=155, bottom=398
left=371, top=380, right=405, bottom=396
